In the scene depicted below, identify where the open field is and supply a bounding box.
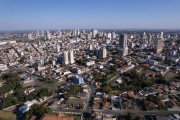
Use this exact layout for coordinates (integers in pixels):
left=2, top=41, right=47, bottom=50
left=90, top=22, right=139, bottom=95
left=0, top=111, right=16, bottom=120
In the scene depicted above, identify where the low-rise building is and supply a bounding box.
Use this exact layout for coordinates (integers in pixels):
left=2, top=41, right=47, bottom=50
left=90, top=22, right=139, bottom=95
left=71, top=75, right=84, bottom=84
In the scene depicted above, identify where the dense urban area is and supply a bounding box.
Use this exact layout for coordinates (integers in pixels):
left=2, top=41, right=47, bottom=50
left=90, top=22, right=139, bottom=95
left=0, top=29, right=180, bottom=120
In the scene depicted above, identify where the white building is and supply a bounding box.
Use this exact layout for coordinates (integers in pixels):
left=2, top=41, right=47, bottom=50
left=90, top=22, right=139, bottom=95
left=160, top=32, right=164, bottom=38
left=0, top=64, right=8, bottom=71
left=63, top=51, right=69, bottom=65
left=89, top=44, right=93, bottom=51
left=52, top=60, right=56, bottom=66
left=46, top=31, right=51, bottom=39
left=129, top=42, right=135, bottom=48
left=86, top=60, right=95, bottom=66
left=36, top=30, right=39, bottom=38
left=19, top=100, right=38, bottom=113
left=107, top=33, right=112, bottom=40
left=57, top=45, right=60, bottom=53
left=112, top=31, right=116, bottom=39
left=68, top=50, right=75, bottom=64
left=28, top=33, right=33, bottom=40
left=92, top=29, right=98, bottom=37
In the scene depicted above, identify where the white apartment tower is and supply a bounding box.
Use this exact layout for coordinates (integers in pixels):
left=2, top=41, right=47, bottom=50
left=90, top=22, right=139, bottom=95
left=46, top=31, right=51, bottom=39
left=160, top=32, right=164, bottom=38
left=63, top=51, right=69, bottom=65
left=68, top=50, right=75, bottom=64
left=99, top=47, right=107, bottom=58
left=28, top=33, right=33, bottom=40
left=92, top=29, right=98, bottom=37
left=89, top=44, right=93, bottom=51
left=119, top=34, right=128, bottom=56
left=36, top=30, right=39, bottom=38
left=107, top=33, right=112, bottom=40
left=57, top=45, right=60, bottom=53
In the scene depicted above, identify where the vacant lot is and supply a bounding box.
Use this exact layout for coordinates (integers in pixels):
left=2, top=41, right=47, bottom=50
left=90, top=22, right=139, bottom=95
left=0, top=111, right=16, bottom=120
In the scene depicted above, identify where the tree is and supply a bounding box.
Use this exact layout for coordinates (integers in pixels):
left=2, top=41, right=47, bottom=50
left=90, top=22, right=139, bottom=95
left=127, top=112, right=136, bottom=120
left=102, top=85, right=112, bottom=93
left=37, top=87, right=53, bottom=98
left=0, top=73, right=53, bottom=110
left=19, top=56, right=25, bottom=64
left=76, top=59, right=85, bottom=66
left=155, top=76, right=169, bottom=85
left=25, top=105, right=53, bottom=119
left=63, top=84, right=82, bottom=100
left=146, top=95, right=160, bottom=104
left=99, top=102, right=103, bottom=109
left=126, top=112, right=145, bottom=120
left=0, top=73, right=21, bottom=96
left=175, top=72, right=180, bottom=79
left=0, top=58, right=2, bottom=64
left=122, top=71, right=154, bottom=91
left=140, top=99, right=147, bottom=111
left=0, top=95, right=20, bottom=109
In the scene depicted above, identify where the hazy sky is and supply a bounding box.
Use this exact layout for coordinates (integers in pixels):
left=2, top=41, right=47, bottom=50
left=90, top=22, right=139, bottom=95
left=0, top=0, right=180, bottom=30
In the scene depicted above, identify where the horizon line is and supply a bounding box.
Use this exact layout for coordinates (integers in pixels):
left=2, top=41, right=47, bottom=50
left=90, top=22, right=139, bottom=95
left=1, top=28, right=180, bottom=31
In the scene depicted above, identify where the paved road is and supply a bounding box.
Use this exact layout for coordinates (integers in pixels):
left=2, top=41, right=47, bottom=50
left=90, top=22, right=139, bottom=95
left=85, top=84, right=96, bottom=113
left=102, top=109, right=180, bottom=116
left=55, top=108, right=180, bottom=116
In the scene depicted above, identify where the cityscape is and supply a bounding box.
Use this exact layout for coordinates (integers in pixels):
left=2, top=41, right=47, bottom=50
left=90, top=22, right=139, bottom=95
left=0, top=0, right=180, bottom=120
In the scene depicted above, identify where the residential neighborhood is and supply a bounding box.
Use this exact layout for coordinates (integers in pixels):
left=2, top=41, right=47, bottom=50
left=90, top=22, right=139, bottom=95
left=0, top=29, right=180, bottom=120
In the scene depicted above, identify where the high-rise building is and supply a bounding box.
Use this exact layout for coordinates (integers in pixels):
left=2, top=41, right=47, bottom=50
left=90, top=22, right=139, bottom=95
left=93, top=45, right=100, bottom=56
left=72, top=29, right=77, bottom=36
left=107, top=33, right=112, bottom=40
left=148, top=34, right=152, bottom=43
left=99, top=47, right=107, bottom=58
left=119, top=34, right=128, bottom=48
left=142, top=32, right=147, bottom=39
left=154, top=38, right=164, bottom=53
left=41, top=30, right=44, bottom=36
left=160, top=32, right=164, bottom=38
left=57, top=45, right=60, bottom=53
left=58, top=29, right=62, bottom=37
left=46, top=31, right=51, bottom=39
left=52, top=60, right=56, bottom=66
left=68, top=50, right=75, bottom=64
left=36, top=30, right=39, bottom=38
left=89, top=44, right=93, bottom=51
left=77, top=29, right=80, bottom=35
left=28, top=33, right=33, bottom=40
left=63, top=51, right=69, bottom=65
left=129, top=42, right=135, bottom=48
left=92, top=29, right=98, bottom=37
left=119, top=34, right=128, bottom=56
left=83, top=30, right=86, bottom=34
left=112, top=31, right=116, bottom=39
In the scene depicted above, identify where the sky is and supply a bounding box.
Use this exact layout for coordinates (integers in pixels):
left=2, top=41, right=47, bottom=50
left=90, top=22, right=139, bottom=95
left=0, top=0, right=180, bottom=30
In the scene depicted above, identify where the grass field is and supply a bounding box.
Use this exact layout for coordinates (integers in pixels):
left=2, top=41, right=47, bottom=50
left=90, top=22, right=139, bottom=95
left=0, top=111, right=16, bottom=120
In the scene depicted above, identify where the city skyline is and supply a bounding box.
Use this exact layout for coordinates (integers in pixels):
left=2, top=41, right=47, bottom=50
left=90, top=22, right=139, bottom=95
left=0, top=0, right=180, bottom=30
